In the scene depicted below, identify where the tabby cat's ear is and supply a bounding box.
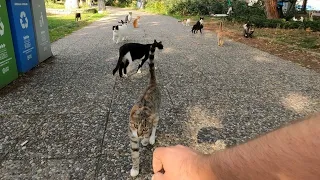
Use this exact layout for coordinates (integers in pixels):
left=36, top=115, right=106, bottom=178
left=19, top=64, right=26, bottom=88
left=159, top=41, right=162, bottom=44
left=154, top=39, right=157, bottom=43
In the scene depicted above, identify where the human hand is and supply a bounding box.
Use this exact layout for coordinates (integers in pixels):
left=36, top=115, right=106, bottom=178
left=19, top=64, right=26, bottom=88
left=152, top=145, right=216, bottom=180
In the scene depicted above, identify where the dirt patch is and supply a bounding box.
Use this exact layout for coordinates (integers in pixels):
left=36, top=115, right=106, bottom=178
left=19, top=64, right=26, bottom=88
left=204, top=20, right=320, bottom=73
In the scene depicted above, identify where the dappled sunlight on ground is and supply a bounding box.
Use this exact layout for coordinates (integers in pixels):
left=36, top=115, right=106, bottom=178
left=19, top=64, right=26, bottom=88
left=281, top=92, right=317, bottom=114
left=253, top=55, right=275, bottom=63
left=185, top=105, right=225, bottom=153
left=73, top=32, right=89, bottom=36
left=147, top=21, right=160, bottom=26
left=162, top=47, right=176, bottom=54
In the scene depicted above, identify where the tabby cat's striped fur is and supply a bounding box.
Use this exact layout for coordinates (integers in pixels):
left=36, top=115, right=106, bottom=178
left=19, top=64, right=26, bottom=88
left=128, top=42, right=161, bottom=177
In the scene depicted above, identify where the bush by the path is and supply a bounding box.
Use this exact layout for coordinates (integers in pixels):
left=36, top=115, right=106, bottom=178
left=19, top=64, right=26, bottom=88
left=229, top=15, right=320, bottom=31
left=143, top=0, right=320, bottom=32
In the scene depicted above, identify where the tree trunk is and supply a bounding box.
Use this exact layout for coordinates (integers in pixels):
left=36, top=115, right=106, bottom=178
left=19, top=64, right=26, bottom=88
left=283, top=0, right=297, bottom=20
left=65, top=0, right=79, bottom=9
left=301, top=0, right=307, bottom=13
left=98, top=0, right=105, bottom=11
left=265, top=0, right=279, bottom=19
left=140, top=0, right=145, bottom=9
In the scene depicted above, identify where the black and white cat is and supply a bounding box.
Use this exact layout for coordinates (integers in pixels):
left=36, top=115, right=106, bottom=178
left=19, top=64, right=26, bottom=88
left=112, top=20, right=130, bottom=44
left=112, top=40, right=164, bottom=78
left=191, top=17, right=204, bottom=34
left=243, top=22, right=255, bottom=38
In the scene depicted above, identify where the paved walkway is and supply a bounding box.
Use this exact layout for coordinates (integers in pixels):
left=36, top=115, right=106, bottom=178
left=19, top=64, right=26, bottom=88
left=1, top=6, right=319, bottom=179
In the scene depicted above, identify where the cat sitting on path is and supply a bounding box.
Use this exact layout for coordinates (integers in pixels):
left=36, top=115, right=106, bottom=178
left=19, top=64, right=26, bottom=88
left=133, top=16, right=141, bottom=28
left=125, top=12, right=133, bottom=23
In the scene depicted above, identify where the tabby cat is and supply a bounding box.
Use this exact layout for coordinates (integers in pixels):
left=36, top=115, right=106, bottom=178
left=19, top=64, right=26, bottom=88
left=129, top=52, right=161, bottom=177
left=112, top=40, right=163, bottom=77
left=217, top=21, right=224, bottom=46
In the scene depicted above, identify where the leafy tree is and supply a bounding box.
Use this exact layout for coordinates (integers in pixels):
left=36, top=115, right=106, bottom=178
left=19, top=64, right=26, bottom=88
left=301, top=0, right=307, bottom=13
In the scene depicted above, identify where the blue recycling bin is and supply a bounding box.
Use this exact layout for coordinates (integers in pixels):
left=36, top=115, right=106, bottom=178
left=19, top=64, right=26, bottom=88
left=6, top=0, right=38, bottom=73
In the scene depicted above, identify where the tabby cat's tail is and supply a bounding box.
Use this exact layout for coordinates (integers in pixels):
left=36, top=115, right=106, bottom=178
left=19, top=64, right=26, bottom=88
left=149, top=43, right=156, bottom=84
left=219, top=22, right=223, bottom=31
left=149, top=63, right=156, bottom=84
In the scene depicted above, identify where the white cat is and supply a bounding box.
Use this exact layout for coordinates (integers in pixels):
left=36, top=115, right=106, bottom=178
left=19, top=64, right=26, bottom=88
left=112, top=21, right=130, bottom=44
left=180, top=18, right=191, bottom=26
left=185, top=19, right=191, bottom=26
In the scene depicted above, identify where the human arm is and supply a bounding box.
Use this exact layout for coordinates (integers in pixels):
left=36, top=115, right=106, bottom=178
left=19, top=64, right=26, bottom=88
left=152, top=113, right=320, bottom=180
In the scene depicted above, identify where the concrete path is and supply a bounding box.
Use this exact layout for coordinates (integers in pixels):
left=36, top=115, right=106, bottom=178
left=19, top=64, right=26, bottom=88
left=1, top=6, right=319, bottom=179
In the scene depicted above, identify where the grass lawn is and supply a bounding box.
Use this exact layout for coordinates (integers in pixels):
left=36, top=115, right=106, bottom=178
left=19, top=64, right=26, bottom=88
left=222, top=21, right=320, bottom=52
left=45, top=2, right=65, bottom=9
left=45, top=1, right=95, bottom=9
left=47, top=12, right=107, bottom=42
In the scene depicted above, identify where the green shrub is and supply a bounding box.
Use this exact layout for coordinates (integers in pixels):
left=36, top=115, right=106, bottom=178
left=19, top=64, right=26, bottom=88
left=145, top=0, right=167, bottom=14
left=142, top=0, right=320, bottom=32
left=239, top=16, right=320, bottom=31
left=304, top=21, right=320, bottom=31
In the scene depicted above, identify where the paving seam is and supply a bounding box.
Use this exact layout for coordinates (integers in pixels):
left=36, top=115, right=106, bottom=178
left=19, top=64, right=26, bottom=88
left=94, top=76, right=117, bottom=179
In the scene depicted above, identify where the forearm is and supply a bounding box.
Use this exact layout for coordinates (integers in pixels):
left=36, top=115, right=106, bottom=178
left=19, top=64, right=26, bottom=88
left=210, top=113, right=320, bottom=180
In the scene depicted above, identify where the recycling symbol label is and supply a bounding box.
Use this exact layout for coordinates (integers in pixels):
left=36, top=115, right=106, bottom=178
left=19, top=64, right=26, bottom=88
left=0, top=21, right=4, bottom=36
left=39, top=12, right=44, bottom=27
left=20, top=11, right=28, bottom=29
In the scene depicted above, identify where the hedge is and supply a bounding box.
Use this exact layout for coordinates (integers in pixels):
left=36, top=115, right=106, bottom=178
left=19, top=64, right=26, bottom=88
left=142, top=0, right=320, bottom=32
left=229, top=15, right=320, bottom=31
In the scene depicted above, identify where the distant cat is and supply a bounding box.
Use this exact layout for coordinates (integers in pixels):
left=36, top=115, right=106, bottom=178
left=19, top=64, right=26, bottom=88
left=112, top=20, right=130, bottom=44
left=293, top=16, right=304, bottom=22
left=178, top=18, right=191, bottom=26
left=129, top=61, right=161, bottom=177
left=191, top=17, right=204, bottom=34
left=125, top=12, right=133, bottom=23
left=133, top=16, right=141, bottom=28
left=112, top=40, right=163, bottom=77
left=185, top=18, right=191, bottom=26
left=75, top=13, right=81, bottom=21
left=243, top=22, right=255, bottom=38
left=217, top=21, right=224, bottom=46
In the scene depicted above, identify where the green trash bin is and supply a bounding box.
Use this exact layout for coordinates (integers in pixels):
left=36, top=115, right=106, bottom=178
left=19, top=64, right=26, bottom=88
left=0, top=1, right=18, bottom=89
